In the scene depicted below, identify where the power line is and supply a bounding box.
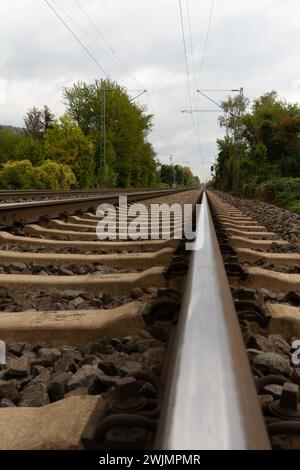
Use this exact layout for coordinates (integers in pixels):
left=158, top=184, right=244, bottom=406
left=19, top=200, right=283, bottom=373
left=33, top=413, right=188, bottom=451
left=146, top=91, right=178, bottom=155
left=192, top=0, right=216, bottom=178
left=73, top=0, right=179, bottom=158
left=73, top=0, right=144, bottom=90
left=45, top=0, right=181, bottom=162
left=184, top=0, right=204, bottom=160
left=50, top=0, right=116, bottom=71
left=185, top=0, right=198, bottom=100
left=44, top=0, right=110, bottom=78
left=178, top=0, right=202, bottom=160
left=178, top=0, right=193, bottom=112
left=50, top=1, right=146, bottom=102
left=197, top=0, right=215, bottom=89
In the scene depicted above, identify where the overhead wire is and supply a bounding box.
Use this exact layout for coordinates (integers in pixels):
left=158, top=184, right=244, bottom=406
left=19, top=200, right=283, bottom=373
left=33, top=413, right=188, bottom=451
left=48, top=1, right=147, bottom=105
left=50, top=0, right=117, bottom=73
left=192, top=0, right=216, bottom=178
left=185, top=0, right=205, bottom=162
left=185, top=0, right=198, bottom=102
left=178, top=0, right=202, bottom=163
left=178, top=0, right=193, bottom=112
left=43, top=0, right=110, bottom=79
left=74, top=0, right=179, bottom=159
left=197, top=0, right=215, bottom=89
left=73, top=0, right=144, bottom=91
left=45, top=0, right=179, bottom=160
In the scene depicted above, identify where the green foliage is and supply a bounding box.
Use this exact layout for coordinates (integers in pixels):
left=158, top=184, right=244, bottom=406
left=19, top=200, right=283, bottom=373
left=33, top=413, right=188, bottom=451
left=181, top=167, right=196, bottom=186
left=0, top=80, right=198, bottom=190
left=255, top=178, right=300, bottom=213
left=0, top=160, right=76, bottom=190
left=193, top=175, right=201, bottom=186
left=64, top=79, right=157, bottom=187
left=0, top=126, right=44, bottom=166
left=44, top=114, right=95, bottom=188
left=160, top=164, right=175, bottom=186
left=0, top=126, right=24, bottom=164
left=214, top=91, right=300, bottom=212
left=15, top=136, right=44, bottom=165
left=159, top=164, right=197, bottom=187
left=0, top=160, right=36, bottom=189
left=35, top=160, right=76, bottom=189
left=2, top=125, right=24, bottom=135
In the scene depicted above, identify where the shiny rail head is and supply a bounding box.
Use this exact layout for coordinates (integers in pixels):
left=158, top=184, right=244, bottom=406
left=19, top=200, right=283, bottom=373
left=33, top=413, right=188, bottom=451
left=154, top=192, right=271, bottom=450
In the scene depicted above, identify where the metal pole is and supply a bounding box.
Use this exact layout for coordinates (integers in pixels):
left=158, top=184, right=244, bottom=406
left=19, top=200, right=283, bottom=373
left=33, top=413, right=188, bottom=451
left=103, top=88, right=106, bottom=169
left=170, top=156, right=176, bottom=188
left=235, top=87, right=244, bottom=194
left=99, top=87, right=106, bottom=173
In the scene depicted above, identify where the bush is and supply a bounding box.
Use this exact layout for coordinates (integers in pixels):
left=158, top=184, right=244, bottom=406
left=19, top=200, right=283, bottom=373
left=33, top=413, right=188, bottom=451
left=255, top=178, right=300, bottom=213
left=35, top=160, right=77, bottom=189
left=0, top=159, right=76, bottom=190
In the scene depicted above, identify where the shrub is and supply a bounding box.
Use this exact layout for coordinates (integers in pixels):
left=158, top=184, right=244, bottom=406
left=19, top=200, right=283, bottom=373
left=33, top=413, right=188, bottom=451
left=0, top=159, right=76, bottom=190
left=255, top=178, right=300, bottom=213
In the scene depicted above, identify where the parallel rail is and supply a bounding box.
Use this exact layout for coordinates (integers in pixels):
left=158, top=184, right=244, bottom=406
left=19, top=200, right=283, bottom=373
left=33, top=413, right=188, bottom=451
left=0, top=188, right=186, bottom=226
left=0, top=188, right=171, bottom=201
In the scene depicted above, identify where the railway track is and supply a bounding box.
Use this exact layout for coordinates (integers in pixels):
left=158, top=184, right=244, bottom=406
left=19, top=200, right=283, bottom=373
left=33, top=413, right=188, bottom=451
left=0, top=187, right=200, bottom=450
left=0, top=187, right=299, bottom=450
left=0, top=188, right=184, bottom=227
left=0, top=188, right=166, bottom=203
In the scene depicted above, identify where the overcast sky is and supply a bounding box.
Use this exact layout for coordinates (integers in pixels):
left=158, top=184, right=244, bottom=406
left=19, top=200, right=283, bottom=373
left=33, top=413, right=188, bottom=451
left=1, top=0, right=300, bottom=182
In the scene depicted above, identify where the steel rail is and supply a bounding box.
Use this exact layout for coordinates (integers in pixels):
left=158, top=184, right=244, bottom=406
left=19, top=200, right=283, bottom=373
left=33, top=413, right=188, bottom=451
left=155, top=191, right=270, bottom=450
left=0, top=188, right=174, bottom=200
left=0, top=188, right=188, bottom=227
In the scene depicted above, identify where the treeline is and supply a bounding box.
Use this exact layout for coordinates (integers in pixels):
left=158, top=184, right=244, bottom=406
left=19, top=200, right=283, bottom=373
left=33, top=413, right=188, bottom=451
left=0, top=79, right=198, bottom=190
left=160, top=164, right=200, bottom=187
left=213, top=91, right=300, bottom=213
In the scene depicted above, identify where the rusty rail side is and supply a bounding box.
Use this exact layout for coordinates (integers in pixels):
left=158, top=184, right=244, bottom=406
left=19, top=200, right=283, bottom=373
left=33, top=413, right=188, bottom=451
left=155, top=191, right=270, bottom=450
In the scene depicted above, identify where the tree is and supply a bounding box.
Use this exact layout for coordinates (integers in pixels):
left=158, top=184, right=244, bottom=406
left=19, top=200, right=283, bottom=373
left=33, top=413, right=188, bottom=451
left=214, top=90, right=300, bottom=211
left=160, top=164, right=175, bottom=187
left=193, top=176, right=200, bottom=186
left=15, top=136, right=44, bottom=165
left=63, top=79, right=156, bottom=187
left=0, top=126, right=24, bottom=164
left=182, top=167, right=195, bottom=186
left=159, top=164, right=197, bottom=187
left=43, top=105, right=55, bottom=131
left=24, top=107, right=44, bottom=139
left=24, top=105, right=55, bottom=139
left=44, top=114, right=95, bottom=188
left=218, top=93, right=250, bottom=194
